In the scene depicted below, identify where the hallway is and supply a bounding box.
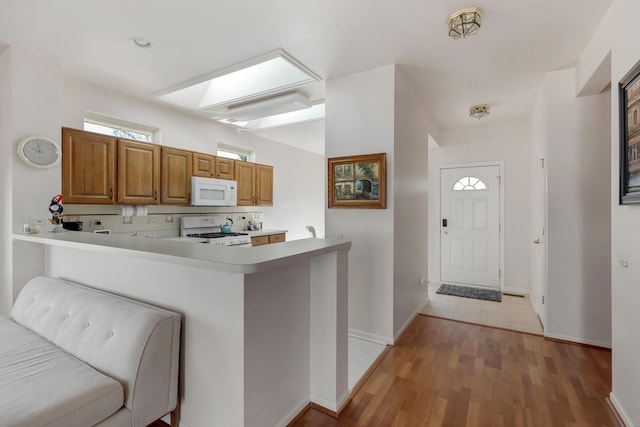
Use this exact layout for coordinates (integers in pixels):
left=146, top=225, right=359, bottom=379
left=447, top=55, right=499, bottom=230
left=420, top=282, right=543, bottom=335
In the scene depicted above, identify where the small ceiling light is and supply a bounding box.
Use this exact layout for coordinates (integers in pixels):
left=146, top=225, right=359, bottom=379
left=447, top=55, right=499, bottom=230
left=448, top=7, right=482, bottom=39
left=469, top=104, right=490, bottom=119
left=129, top=36, right=152, bottom=49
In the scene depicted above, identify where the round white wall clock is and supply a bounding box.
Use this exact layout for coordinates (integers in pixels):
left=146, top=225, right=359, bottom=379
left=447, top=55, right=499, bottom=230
left=17, top=136, right=61, bottom=168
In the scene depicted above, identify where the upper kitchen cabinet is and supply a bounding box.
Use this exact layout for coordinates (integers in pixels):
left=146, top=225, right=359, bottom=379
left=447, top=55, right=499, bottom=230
left=235, top=161, right=273, bottom=206
left=62, top=127, right=117, bottom=204
left=161, top=147, right=192, bottom=205
left=215, top=157, right=235, bottom=180
left=118, top=139, right=160, bottom=205
left=192, top=153, right=216, bottom=178
left=255, top=164, right=273, bottom=206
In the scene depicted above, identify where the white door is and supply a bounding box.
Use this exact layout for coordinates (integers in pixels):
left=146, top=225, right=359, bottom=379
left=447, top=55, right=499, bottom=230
left=533, top=155, right=547, bottom=328
left=440, top=166, right=501, bottom=288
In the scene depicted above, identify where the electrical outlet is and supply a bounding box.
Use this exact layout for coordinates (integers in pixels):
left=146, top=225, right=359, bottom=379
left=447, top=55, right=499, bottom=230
left=122, top=216, right=132, bottom=224
left=165, top=215, right=173, bottom=223
left=148, top=218, right=158, bottom=225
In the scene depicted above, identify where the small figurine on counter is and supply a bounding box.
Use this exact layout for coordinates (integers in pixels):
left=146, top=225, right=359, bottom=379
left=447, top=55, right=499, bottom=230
left=48, top=194, right=64, bottom=232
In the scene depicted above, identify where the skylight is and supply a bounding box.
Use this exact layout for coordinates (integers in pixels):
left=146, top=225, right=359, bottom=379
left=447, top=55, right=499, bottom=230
left=155, top=49, right=320, bottom=112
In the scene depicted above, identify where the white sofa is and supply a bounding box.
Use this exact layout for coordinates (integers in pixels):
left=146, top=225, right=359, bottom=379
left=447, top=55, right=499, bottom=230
left=0, top=276, right=181, bottom=427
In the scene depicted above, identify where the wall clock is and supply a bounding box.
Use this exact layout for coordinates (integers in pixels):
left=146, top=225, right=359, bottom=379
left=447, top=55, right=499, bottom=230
left=17, top=136, right=61, bottom=168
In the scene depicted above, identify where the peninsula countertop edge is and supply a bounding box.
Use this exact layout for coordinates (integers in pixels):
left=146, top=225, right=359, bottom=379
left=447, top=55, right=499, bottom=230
left=13, top=232, right=352, bottom=274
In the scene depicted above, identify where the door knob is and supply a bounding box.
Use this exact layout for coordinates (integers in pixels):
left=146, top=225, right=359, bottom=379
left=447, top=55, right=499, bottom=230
left=533, top=239, right=541, bottom=244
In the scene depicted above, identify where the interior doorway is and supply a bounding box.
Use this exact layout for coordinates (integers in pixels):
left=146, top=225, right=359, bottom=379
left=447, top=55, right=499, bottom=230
left=440, top=164, right=503, bottom=289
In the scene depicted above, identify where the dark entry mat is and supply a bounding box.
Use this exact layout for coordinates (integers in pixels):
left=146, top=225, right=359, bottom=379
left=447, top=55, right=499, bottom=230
left=436, top=283, right=502, bottom=302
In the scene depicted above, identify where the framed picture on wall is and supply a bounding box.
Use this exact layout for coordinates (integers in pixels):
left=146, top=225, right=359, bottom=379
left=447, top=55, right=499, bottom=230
left=328, top=153, right=386, bottom=209
left=619, top=60, right=640, bottom=204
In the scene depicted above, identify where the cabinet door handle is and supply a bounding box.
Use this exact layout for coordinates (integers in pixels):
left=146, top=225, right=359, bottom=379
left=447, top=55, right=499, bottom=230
left=109, top=188, right=113, bottom=200
left=154, top=191, right=158, bottom=200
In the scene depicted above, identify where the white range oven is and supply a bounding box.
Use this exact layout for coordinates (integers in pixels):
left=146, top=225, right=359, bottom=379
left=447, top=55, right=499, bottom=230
left=180, top=215, right=251, bottom=247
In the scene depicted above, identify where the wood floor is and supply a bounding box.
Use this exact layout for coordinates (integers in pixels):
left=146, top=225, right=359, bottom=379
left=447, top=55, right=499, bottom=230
left=292, top=315, right=614, bottom=427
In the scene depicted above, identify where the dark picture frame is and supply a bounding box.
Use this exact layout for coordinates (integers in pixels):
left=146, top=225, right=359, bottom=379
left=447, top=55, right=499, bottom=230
left=619, top=60, right=640, bottom=204
left=328, top=153, right=386, bottom=209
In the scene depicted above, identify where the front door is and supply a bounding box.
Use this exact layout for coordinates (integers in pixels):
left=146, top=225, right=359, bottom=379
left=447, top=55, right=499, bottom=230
left=440, top=165, right=501, bottom=288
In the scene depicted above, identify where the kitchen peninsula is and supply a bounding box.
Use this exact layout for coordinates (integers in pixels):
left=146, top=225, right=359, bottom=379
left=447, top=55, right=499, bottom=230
left=13, top=232, right=351, bottom=427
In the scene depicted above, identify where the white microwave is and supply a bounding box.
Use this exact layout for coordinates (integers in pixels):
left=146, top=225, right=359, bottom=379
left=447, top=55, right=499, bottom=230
left=191, top=177, right=237, bottom=206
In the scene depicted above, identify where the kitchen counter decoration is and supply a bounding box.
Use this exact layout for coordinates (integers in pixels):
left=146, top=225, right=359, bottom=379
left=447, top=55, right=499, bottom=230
left=48, top=194, right=64, bottom=232
left=328, top=153, right=386, bottom=209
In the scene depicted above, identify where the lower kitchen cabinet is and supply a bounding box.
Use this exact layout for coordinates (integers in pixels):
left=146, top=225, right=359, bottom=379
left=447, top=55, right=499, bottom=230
left=251, top=232, right=286, bottom=247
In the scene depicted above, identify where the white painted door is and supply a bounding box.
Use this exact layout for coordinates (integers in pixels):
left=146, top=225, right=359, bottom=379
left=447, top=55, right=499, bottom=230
left=533, top=155, right=547, bottom=328
left=440, top=166, right=500, bottom=288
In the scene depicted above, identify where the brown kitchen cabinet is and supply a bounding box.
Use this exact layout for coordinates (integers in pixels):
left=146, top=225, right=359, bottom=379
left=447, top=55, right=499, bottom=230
left=161, top=147, right=192, bottom=205
left=235, top=161, right=273, bottom=206
left=268, top=233, right=286, bottom=244
left=251, top=232, right=286, bottom=247
left=192, top=152, right=216, bottom=178
left=118, top=139, right=160, bottom=205
left=61, top=127, right=117, bottom=204
left=215, top=157, right=235, bottom=180
left=250, top=235, right=269, bottom=246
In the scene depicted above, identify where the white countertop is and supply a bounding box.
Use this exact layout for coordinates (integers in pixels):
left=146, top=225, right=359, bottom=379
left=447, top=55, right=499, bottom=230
left=13, top=231, right=349, bottom=274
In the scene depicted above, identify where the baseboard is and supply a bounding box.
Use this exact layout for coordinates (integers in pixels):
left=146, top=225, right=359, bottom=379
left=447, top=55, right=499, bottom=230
left=502, top=286, right=529, bottom=295
left=393, top=295, right=430, bottom=342
left=282, top=398, right=312, bottom=427
left=348, top=328, right=393, bottom=346
left=609, top=392, right=636, bottom=427
left=544, top=332, right=612, bottom=349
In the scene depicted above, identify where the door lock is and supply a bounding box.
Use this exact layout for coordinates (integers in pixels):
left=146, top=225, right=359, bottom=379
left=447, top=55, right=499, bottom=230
left=533, top=239, right=541, bottom=244
left=442, top=218, right=448, bottom=227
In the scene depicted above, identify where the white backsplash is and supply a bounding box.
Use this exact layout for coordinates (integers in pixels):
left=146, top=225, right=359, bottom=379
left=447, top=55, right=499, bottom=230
left=61, top=205, right=264, bottom=235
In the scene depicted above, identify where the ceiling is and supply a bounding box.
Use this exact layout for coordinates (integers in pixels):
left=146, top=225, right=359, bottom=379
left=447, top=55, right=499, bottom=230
left=0, top=0, right=611, bottom=154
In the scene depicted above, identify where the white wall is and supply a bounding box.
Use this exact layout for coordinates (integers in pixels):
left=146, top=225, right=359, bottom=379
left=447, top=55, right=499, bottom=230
left=2, top=47, right=61, bottom=314
left=536, top=68, right=612, bottom=347
left=62, top=77, right=325, bottom=241
left=0, top=47, right=12, bottom=314
left=392, top=68, right=431, bottom=338
left=325, top=65, right=396, bottom=343
left=579, top=0, right=640, bottom=423
left=428, top=120, right=532, bottom=294
left=326, top=64, right=437, bottom=343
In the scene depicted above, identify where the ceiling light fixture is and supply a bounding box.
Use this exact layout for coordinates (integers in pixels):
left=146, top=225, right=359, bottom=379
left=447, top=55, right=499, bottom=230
left=448, top=7, right=482, bottom=39
left=469, top=104, right=490, bottom=119
left=129, top=36, right=152, bottom=49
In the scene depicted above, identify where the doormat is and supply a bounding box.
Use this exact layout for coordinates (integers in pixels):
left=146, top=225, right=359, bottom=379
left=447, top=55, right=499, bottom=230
left=436, top=284, right=502, bottom=302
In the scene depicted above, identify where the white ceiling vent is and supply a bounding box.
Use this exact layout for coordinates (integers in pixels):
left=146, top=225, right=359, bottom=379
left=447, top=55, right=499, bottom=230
left=220, top=92, right=312, bottom=122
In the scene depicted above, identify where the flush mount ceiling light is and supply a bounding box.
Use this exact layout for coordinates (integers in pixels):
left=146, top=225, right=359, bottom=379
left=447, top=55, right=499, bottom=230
left=448, top=7, right=482, bottom=39
left=129, top=36, right=152, bottom=49
left=469, top=104, right=490, bottom=119
left=155, top=49, right=321, bottom=117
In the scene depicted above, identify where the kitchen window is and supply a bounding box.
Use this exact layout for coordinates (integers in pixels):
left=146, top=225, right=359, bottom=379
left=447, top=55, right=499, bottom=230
left=84, top=112, right=158, bottom=143
left=217, top=144, right=251, bottom=162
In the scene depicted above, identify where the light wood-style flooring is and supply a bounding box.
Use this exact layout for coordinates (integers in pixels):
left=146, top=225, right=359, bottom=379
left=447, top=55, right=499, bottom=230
left=293, top=315, right=614, bottom=427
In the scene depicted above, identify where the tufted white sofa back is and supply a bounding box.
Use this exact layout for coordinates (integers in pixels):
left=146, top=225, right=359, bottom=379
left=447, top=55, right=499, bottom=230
left=11, top=276, right=181, bottom=427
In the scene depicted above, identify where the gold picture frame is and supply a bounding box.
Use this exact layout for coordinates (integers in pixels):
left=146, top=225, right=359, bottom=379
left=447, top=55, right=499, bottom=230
left=328, top=153, right=386, bottom=209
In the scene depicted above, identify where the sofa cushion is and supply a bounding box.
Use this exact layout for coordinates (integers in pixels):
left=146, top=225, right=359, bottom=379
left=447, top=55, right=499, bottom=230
left=0, top=316, right=124, bottom=427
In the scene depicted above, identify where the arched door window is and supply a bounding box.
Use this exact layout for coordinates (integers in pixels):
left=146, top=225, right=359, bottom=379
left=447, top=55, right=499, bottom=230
left=452, top=176, right=487, bottom=191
